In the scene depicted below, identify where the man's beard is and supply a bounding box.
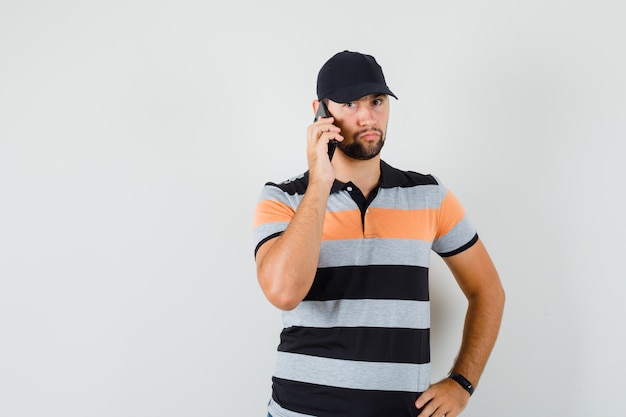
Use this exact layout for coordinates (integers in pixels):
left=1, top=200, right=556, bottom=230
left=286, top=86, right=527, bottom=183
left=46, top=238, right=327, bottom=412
left=338, top=128, right=385, bottom=160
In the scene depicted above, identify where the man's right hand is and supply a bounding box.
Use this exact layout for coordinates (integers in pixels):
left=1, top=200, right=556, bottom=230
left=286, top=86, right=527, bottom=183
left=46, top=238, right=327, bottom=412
left=306, top=116, right=342, bottom=186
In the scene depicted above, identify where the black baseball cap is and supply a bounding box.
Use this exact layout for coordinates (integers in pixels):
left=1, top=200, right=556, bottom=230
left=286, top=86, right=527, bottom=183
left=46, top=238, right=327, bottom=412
left=316, top=50, right=397, bottom=103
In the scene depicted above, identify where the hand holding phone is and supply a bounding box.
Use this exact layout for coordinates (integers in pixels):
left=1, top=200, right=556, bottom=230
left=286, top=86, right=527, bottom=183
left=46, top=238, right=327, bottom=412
left=314, top=101, right=338, bottom=161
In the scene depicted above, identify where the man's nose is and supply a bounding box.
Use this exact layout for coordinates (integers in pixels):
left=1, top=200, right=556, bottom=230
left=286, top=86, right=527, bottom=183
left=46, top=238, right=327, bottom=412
left=357, top=106, right=375, bottom=127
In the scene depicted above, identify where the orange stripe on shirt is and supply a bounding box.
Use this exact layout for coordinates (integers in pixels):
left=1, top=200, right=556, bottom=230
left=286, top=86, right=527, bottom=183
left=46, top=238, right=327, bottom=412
left=254, top=199, right=295, bottom=227
left=322, top=209, right=363, bottom=240
left=435, top=191, right=466, bottom=238
left=364, top=208, right=438, bottom=240
left=255, top=190, right=465, bottom=241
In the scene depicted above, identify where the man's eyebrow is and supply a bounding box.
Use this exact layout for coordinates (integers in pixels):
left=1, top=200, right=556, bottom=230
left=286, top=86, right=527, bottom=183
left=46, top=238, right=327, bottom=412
left=362, top=94, right=385, bottom=101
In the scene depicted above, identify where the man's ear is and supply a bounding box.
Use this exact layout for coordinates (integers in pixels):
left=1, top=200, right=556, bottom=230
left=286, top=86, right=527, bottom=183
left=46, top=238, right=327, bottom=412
left=312, top=99, right=321, bottom=114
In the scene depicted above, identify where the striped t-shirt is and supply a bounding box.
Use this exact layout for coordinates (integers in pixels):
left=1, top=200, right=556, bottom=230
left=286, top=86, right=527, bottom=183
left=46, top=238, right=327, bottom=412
left=253, top=160, right=478, bottom=417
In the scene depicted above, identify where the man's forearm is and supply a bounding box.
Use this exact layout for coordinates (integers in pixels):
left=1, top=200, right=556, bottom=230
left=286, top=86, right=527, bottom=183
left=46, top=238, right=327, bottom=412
left=450, top=287, right=505, bottom=387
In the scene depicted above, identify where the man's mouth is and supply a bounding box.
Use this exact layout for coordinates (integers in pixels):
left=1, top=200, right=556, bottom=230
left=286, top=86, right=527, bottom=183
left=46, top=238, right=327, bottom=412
left=357, top=129, right=381, bottom=141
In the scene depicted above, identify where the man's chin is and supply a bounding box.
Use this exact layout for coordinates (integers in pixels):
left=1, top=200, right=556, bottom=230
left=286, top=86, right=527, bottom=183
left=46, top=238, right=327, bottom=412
left=339, top=140, right=384, bottom=160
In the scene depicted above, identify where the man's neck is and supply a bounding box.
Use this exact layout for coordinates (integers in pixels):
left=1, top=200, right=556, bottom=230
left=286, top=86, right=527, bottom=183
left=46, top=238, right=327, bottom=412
left=334, top=155, right=381, bottom=199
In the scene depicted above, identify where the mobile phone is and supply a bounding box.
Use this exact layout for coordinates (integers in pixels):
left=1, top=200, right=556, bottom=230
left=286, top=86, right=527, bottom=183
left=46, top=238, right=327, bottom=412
left=314, top=100, right=338, bottom=161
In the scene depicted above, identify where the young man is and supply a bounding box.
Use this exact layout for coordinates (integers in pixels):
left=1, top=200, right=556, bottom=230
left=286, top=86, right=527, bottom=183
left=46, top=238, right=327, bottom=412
left=253, top=50, right=505, bottom=417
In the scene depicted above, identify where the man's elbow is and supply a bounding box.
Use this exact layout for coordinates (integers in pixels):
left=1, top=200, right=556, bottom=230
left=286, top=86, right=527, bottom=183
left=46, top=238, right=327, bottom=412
left=259, top=278, right=303, bottom=311
left=265, top=290, right=301, bottom=311
left=490, top=282, right=506, bottom=315
left=470, top=281, right=505, bottom=312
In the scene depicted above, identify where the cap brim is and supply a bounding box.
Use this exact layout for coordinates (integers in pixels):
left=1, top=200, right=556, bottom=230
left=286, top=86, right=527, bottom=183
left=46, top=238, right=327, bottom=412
left=325, top=83, right=398, bottom=103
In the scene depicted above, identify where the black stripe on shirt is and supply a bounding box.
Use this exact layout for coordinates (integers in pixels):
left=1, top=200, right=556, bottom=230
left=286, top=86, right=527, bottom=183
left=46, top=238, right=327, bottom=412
left=305, top=265, right=429, bottom=301
left=278, top=326, right=430, bottom=364
left=272, top=377, right=423, bottom=417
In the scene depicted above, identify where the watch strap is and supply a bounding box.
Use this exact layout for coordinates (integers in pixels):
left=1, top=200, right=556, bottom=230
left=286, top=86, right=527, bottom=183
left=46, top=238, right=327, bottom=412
left=448, top=372, right=475, bottom=396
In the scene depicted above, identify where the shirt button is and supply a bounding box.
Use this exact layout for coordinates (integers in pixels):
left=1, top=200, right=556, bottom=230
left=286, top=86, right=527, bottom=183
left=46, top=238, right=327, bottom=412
left=346, top=186, right=353, bottom=191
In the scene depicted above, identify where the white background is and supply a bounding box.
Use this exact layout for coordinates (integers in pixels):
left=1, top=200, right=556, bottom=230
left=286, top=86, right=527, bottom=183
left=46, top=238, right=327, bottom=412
left=1, top=1, right=624, bottom=416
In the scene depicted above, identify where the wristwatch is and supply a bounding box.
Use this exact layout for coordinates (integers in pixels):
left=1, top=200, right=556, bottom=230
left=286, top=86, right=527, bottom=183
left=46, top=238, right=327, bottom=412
left=448, top=372, right=475, bottom=396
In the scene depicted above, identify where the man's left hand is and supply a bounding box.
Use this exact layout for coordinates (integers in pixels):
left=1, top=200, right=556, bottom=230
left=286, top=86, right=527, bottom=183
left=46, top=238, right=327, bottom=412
left=414, top=377, right=470, bottom=417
